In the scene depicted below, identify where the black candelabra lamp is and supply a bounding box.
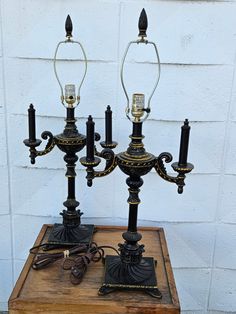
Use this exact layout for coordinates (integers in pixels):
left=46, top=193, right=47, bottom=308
left=23, top=16, right=100, bottom=249
left=80, top=9, right=194, bottom=298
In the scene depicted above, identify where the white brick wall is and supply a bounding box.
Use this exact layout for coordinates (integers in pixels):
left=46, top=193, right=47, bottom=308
left=0, top=1, right=236, bottom=313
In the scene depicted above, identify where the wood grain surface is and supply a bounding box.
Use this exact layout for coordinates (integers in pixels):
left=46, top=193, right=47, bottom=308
left=9, top=225, right=180, bottom=314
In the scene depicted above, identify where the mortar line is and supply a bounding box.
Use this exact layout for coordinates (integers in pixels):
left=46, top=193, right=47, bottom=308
left=10, top=113, right=230, bottom=124
left=0, top=0, right=15, bottom=288
left=8, top=213, right=221, bottom=224
left=11, top=56, right=232, bottom=67
left=206, top=51, right=236, bottom=311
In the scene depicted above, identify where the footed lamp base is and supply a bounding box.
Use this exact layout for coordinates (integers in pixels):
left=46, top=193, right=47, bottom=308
left=98, top=255, right=162, bottom=299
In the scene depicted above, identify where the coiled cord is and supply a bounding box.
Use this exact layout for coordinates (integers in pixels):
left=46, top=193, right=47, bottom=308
left=29, top=242, right=119, bottom=285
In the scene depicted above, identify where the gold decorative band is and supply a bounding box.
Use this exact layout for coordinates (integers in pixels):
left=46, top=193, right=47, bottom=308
left=102, top=283, right=158, bottom=289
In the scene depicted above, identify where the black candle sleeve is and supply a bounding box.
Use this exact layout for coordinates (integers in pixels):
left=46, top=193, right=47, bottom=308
left=105, top=105, right=112, bottom=144
left=86, top=115, right=95, bottom=161
left=28, top=104, right=36, bottom=142
left=178, top=119, right=190, bottom=166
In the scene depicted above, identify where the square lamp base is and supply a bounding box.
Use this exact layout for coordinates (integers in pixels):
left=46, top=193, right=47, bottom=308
left=98, top=255, right=162, bottom=299
left=43, top=223, right=94, bottom=250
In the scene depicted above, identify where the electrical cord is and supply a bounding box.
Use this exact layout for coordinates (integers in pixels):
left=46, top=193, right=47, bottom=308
left=29, top=242, right=119, bottom=285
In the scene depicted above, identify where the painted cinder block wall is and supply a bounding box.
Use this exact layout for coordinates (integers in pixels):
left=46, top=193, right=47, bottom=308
left=0, top=0, right=236, bottom=313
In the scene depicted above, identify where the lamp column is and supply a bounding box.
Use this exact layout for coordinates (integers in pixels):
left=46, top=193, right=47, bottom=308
left=98, top=121, right=161, bottom=298
left=45, top=106, right=94, bottom=247
left=61, top=108, right=81, bottom=228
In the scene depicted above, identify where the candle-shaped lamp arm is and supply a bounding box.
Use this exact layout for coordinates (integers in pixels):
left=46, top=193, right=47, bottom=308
left=80, top=116, right=101, bottom=186
left=23, top=104, right=55, bottom=164
left=86, top=115, right=95, bottom=161
left=105, top=105, right=112, bottom=144
left=100, top=105, right=118, bottom=149
left=178, top=119, right=190, bottom=166
left=80, top=109, right=118, bottom=186
left=28, top=104, right=36, bottom=142
left=154, top=119, right=193, bottom=194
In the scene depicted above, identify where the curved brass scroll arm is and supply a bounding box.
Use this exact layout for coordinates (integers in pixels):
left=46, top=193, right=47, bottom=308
left=154, top=152, right=193, bottom=194
left=80, top=148, right=117, bottom=187
left=35, top=131, right=55, bottom=156
left=94, top=148, right=117, bottom=178
left=154, top=152, right=178, bottom=184
left=24, top=131, right=55, bottom=164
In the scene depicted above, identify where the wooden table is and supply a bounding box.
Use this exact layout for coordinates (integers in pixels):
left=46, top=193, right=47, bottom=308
left=9, top=225, right=180, bottom=314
